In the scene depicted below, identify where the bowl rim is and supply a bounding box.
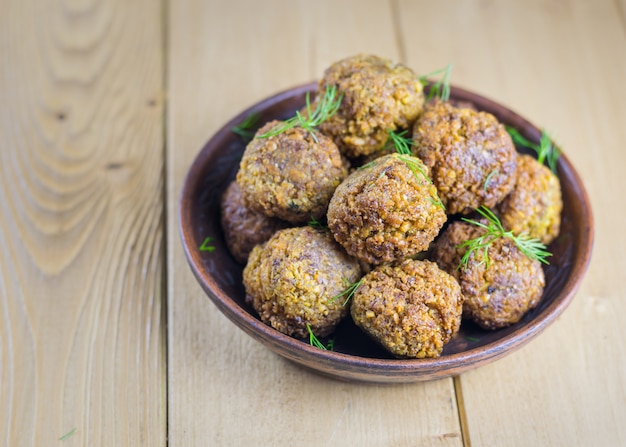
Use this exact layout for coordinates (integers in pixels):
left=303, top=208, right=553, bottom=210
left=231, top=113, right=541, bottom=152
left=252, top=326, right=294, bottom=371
left=179, top=82, right=594, bottom=382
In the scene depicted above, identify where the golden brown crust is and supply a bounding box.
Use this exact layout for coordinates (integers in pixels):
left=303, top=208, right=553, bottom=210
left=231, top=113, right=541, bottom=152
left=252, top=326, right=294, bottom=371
left=318, top=54, right=424, bottom=158
left=220, top=181, right=289, bottom=264
left=327, top=154, right=446, bottom=265
left=495, top=154, right=562, bottom=244
left=430, top=221, right=545, bottom=330
left=350, top=259, right=463, bottom=358
left=243, top=227, right=362, bottom=338
left=237, top=121, right=349, bottom=224
left=412, top=100, right=518, bottom=215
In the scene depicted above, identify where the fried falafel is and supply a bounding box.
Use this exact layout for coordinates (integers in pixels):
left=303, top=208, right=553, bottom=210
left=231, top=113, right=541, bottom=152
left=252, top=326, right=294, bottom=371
left=220, top=180, right=289, bottom=264
left=327, top=153, right=446, bottom=265
left=430, top=220, right=545, bottom=330
left=412, top=100, right=518, bottom=215
left=318, top=54, right=424, bottom=158
left=237, top=120, right=349, bottom=224
left=495, top=154, right=562, bottom=244
left=350, top=259, right=463, bottom=358
left=243, top=226, right=362, bottom=338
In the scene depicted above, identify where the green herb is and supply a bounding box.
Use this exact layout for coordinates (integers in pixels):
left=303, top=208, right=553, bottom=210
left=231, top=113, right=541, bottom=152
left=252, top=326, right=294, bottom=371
left=385, top=130, right=430, bottom=181
left=358, top=160, right=377, bottom=170
left=483, top=169, right=499, bottom=191
left=331, top=278, right=364, bottom=306
left=465, top=336, right=480, bottom=342
left=385, top=129, right=413, bottom=155
left=419, top=64, right=453, bottom=101
left=256, top=85, right=343, bottom=143
left=325, top=337, right=335, bottom=351
left=306, top=324, right=332, bottom=350
left=199, top=237, right=216, bottom=252
left=308, top=216, right=326, bottom=229
left=457, top=206, right=551, bottom=269
left=59, top=428, right=77, bottom=441
left=231, top=112, right=260, bottom=140
left=395, top=153, right=446, bottom=210
left=506, top=126, right=560, bottom=173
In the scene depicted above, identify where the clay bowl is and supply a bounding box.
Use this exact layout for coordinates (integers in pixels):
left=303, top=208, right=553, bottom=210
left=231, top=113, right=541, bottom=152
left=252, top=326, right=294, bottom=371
left=179, top=82, right=593, bottom=383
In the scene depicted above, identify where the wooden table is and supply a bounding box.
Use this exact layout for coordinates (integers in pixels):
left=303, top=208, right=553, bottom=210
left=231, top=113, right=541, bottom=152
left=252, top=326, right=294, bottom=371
left=1, top=0, right=624, bottom=445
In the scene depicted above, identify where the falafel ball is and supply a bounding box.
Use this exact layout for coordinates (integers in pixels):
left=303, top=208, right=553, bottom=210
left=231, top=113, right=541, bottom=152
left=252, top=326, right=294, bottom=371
left=350, top=259, right=463, bottom=358
left=220, top=180, right=289, bottom=264
left=430, top=220, right=545, bottom=330
left=412, top=100, right=518, bottom=215
left=495, top=154, right=562, bottom=244
left=243, top=226, right=362, bottom=338
left=318, top=54, right=424, bottom=158
left=327, top=153, right=446, bottom=265
left=237, top=120, right=349, bottom=224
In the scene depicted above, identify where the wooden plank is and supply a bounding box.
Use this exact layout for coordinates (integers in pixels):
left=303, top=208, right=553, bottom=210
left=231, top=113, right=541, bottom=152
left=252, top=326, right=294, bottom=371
left=166, top=0, right=462, bottom=445
left=0, top=0, right=165, bottom=445
left=396, top=0, right=626, bottom=445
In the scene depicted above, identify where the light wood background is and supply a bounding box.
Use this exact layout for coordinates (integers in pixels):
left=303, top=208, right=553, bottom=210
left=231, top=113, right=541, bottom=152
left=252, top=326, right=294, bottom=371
left=1, top=0, right=624, bottom=445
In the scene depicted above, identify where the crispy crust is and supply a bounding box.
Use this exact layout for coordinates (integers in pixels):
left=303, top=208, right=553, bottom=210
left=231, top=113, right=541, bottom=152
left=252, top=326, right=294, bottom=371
left=220, top=181, right=288, bottom=264
left=318, top=54, right=424, bottom=158
left=327, top=154, right=446, bottom=264
left=412, top=100, right=518, bottom=215
left=430, top=221, right=545, bottom=329
left=237, top=121, right=349, bottom=224
left=350, top=259, right=463, bottom=358
left=243, top=227, right=361, bottom=338
left=495, top=154, right=562, bottom=244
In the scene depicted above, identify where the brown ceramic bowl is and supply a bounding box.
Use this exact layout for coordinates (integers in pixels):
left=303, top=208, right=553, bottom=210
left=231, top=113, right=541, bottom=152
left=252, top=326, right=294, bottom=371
left=179, top=82, right=593, bottom=383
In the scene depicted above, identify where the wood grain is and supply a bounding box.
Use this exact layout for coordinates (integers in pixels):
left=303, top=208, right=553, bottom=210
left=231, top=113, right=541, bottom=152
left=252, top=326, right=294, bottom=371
left=396, top=0, right=626, bottom=445
left=2, top=0, right=623, bottom=445
left=167, top=0, right=462, bottom=445
left=0, top=0, right=165, bottom=445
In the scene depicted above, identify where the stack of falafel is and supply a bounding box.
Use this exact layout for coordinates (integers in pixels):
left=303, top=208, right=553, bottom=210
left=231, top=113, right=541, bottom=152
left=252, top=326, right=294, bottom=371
left=220, top=54, right=563, bottom=359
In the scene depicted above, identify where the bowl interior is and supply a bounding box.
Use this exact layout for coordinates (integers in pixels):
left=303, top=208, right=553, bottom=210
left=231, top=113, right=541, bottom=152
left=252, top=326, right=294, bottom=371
left=179, top=83, right=593, bottom=382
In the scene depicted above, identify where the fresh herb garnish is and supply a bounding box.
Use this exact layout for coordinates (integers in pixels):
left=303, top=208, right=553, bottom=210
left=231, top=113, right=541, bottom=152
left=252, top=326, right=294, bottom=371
left=483, top=169, right=499, bottom=191
left=385, top=129, right=413, bottom=155
left=325, top=337, right=335, bottom=351
left=385, top=130, right=433, bottom=182
left=199, top=237, right=216, bottom=252
left=393, top=151, right=446, bottom=210
left=308, top=216, right=327, bottom=229
left=457, top=206, right=551, bottom=269
left=306, top=324, right=334, bottom=350
left=256, top=85, right=343, bottom=143
left=231, top=112, right=260, bottom=140
left=506, top=126, right=560, bottom=173
left=419, top=64, right=453, bottom=101
left=465, top=336, right=480, bottom=343
left=358, top=160, right=377, bottom=170
left=59, top=428, right=77, bottom=441
left=331, top=278, right=364, bottom=306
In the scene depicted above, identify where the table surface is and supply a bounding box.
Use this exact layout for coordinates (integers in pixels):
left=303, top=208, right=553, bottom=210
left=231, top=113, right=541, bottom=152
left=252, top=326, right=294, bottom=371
left=1, top=0, right=625, bottom=445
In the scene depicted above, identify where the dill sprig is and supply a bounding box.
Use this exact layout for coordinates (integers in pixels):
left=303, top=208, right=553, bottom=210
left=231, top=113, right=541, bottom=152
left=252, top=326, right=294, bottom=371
left=388, top=135, right=445, bottom=211
left=306, top=324, right=334, bottom=350
left=199, top=236, right=216, bottom=252
left=59, top=428, right=77, bottom=441
left=256, top=85, right=343, bottom=143
left=358, top=160, right=376, bottom=170
left=331, top=277, right=364, bottom=306
left=307, top=216, right=327, bottom=229
left=506, top=126, right=561, bottom=173
left=457, top=206, right=552, bottom=269
left=231, top=112, right=260, bottom=140
left=483, top=169, right=499, bottom=191
left=385, top=129, right=413, bottom=155
left=419, top=64, right=453, bottom=101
